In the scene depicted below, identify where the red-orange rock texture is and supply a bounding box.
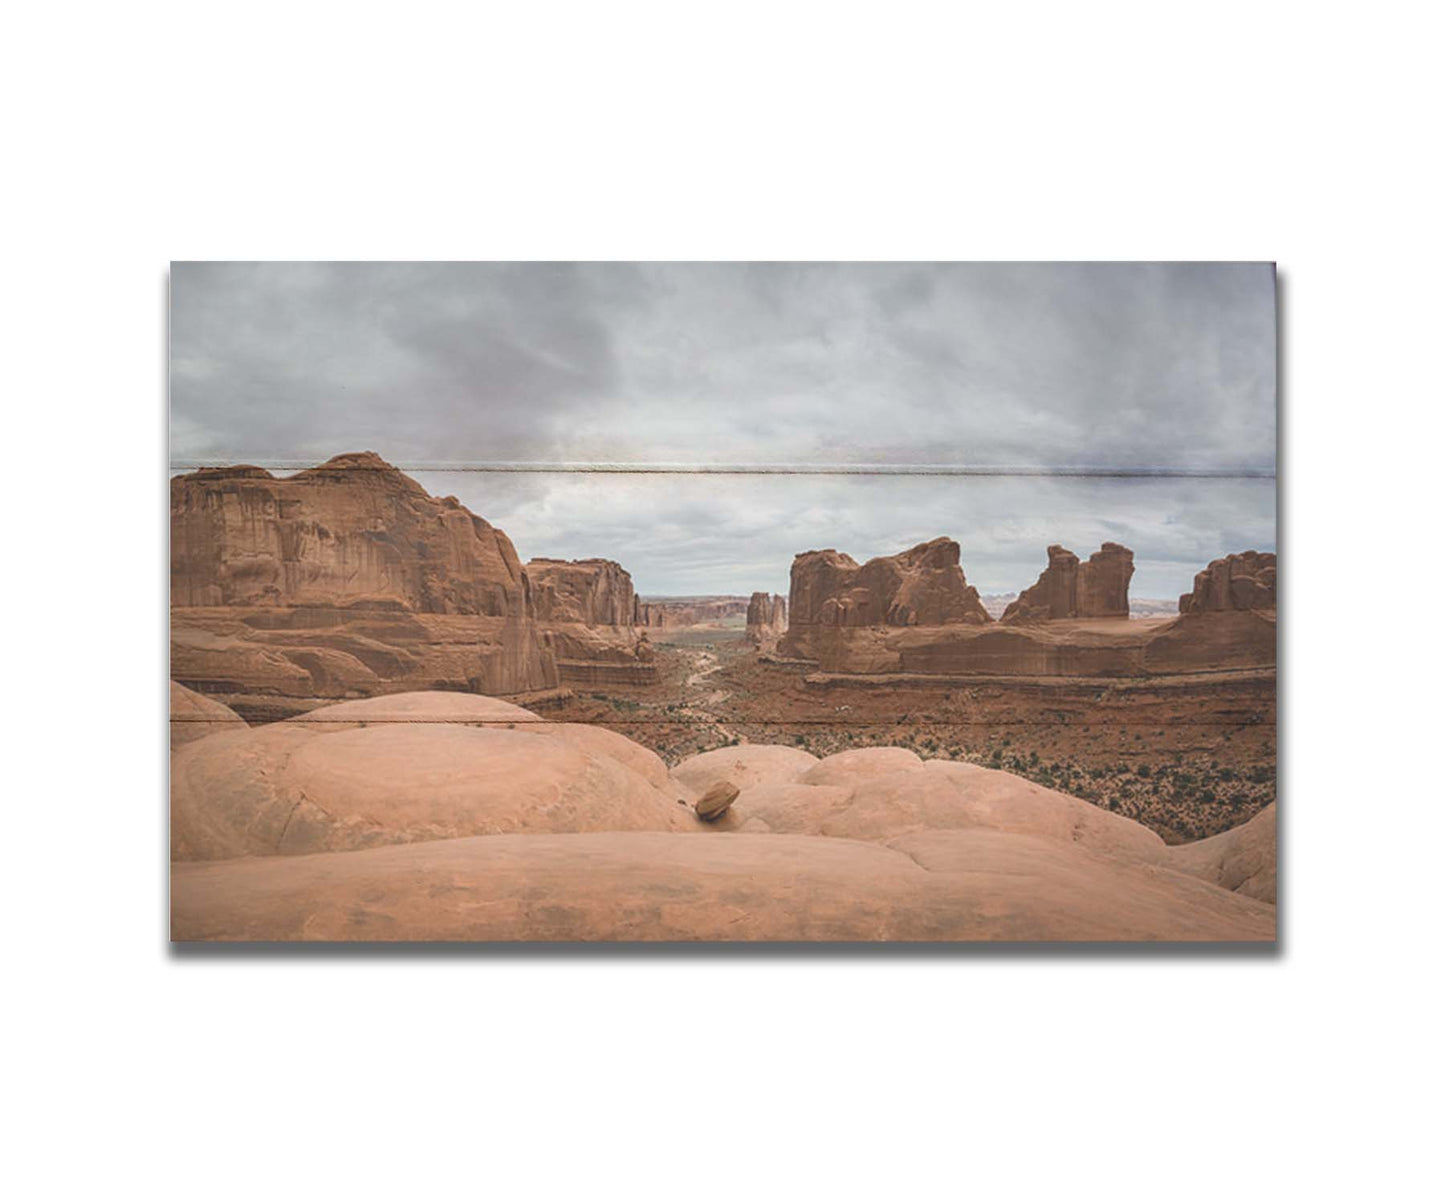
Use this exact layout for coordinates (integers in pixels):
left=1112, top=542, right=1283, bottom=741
left=779, top=538, right=991, bottom=662
left=527, top=557, right=657, bottom=685
left=171, top=453, right=653, bottom=710
left=638, top=598, right=751, bottom=628
left=528, top=558, right=641, bottom=627
left=746, top=592, right=788, bottom=648
left=171, top=696, right=1275, bottom=942
left=172, top=452, right=530, bottom=614
left=1002, top=542, right=1135, bottom=623
left=1178, top=550, right=1277, bottom=613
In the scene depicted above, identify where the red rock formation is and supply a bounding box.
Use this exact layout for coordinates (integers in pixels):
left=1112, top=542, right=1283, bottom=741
left=778, top=538, right=991, bottom=660
left=170, top=452, right=560, bottom=710
left=172, top=452, right=530, bottom=615
left=746, top=592, right=788, bottom=647
left=1001, top=542, right=1135, bottom=623
left=527, top=558, right=639, bottom=627
left=526, top=557, right=656, bottom=685
left=638, top=598, right=751, bottom=628
left=1078, top=542, right=1134, bottom=617
left=1179, top=550, right=1277, bottom=613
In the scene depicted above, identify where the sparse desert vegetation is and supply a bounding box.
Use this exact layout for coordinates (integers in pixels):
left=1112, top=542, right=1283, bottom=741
left=552, top=635, right=1275, bottom=844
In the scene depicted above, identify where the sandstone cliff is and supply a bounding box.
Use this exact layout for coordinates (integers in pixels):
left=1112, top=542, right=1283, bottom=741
left=778, top=538, right=991, bottom=661
left=527, top=558, right=639, bottom=627
left=526, top=557, right=656, bottom=685
left=172, top=452, right=531, bottom=615
left=1001, top=542, right=1135, bottom=623
left=170, top=452, right=560, bottom=711
left=746, top=592, right=788, bottom=649
left=1178, top=550, right=1277, bottom=613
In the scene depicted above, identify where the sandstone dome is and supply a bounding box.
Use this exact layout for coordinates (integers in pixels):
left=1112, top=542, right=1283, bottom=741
left=169, top=682, right=245, bottom=749
left=711, top=753, right=1163, bottom=862
left=521, top=722, right=672, bottom=791
left=171, top=694, right=697, bottom=860
left=710, top=782, right=856, bottom=834
left=173, top=827, right=1276, bottom=942
left=286, top=690, right=543, bottom=730
left=1167, top=802, right=1277, bottom=902
left=814, top=761, right=1166, bottom=860
left=800, top=746, right=924, bottom=788
left=671, top=744, right=820, bottom=795
left=170, top=706, right=1275, bottom=942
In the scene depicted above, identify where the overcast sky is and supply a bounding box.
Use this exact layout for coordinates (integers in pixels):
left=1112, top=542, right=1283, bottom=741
left=170, top=262, right=1276, bottom=598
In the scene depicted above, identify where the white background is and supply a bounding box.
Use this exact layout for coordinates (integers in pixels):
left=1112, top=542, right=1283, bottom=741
left=4, top=2, right=1441, bottom=1200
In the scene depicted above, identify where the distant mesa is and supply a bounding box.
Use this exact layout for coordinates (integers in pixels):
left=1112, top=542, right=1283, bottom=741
left=638, top=597, right=751, bottom=629
left=1178, top=550, right=1277, bottom=614
left=779, top=537, right=991, bottom=663
left=773, top=537, right=1275, bottom=678
left=1000, top=542, right=1134, bottom=624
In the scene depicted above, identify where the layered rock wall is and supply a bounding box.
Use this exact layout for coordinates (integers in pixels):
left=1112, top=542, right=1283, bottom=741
left=1179, top=551, right=1277, bottom=613
left=746, top=592, right=788, bottom=648
left=170, top=453, right=560, bottom=710
left=779, top=538, right=991, bottom=661
left=638, top=598, right=751, bottom=628
left=1001, top=542, right=1135, bottom=623
left=172, top=452, right=531, bottom=615
left=526, top=557, right=656, bottom=685
left=527, top=558, right=640, bottom=627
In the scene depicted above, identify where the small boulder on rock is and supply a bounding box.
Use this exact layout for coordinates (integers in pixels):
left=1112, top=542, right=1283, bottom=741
left=695, top=780, right=740, bottom=821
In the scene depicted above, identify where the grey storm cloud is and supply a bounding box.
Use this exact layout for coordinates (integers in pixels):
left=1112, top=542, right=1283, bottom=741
left=170, top=262, right=1276, bottom=598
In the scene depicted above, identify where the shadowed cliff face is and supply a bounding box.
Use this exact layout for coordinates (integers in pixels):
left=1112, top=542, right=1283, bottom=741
left=1179, top=550, right=1277, bottom=613
left=171, top=452, right=529, bottom=616
left=1001, top=542, right=1135, bottom=623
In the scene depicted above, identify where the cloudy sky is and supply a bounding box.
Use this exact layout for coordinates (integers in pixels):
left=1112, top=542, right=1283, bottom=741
left=170, top=262, right=1276, bottom=598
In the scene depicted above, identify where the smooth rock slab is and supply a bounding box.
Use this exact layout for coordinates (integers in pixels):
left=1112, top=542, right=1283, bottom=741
left=171, top=829, right=1276, bottom=942
left=672, top=745, right=820, bottom=795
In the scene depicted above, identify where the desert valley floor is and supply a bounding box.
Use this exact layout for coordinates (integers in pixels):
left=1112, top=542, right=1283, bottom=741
left=552, top=629, right=1275, bottom=846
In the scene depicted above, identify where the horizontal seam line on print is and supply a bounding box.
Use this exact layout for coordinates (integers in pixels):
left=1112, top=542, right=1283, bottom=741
left=168, top=717, right=1276, bottom=727
left=168, top=461, right=1277, bottom=480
